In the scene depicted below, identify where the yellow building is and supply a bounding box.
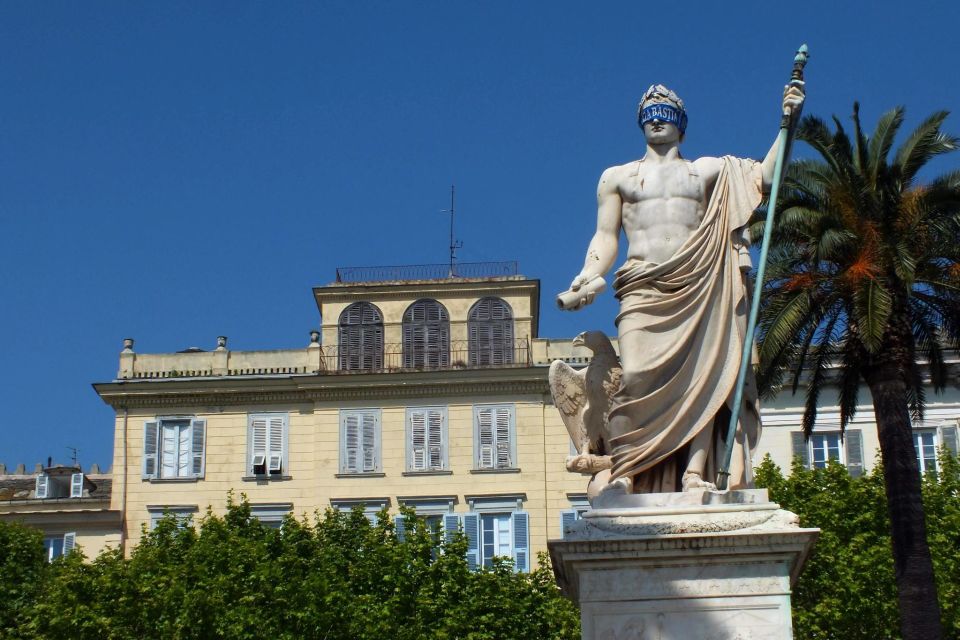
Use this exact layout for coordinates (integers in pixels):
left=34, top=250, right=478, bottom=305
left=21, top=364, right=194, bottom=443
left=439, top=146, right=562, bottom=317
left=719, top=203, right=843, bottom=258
left=93, top=264, right=590, bottom=569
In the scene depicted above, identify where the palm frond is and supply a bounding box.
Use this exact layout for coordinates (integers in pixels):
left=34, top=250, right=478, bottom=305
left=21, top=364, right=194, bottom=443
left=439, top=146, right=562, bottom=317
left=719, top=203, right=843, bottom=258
left=852, top=278, right=893, bottom=353
left=836, top=336, right=864, bottom=431
left=851, top=102, right=869, bottom=175
left=867, top=107, right=904, bottom=186
left=894, top=111, right=959, bottom=185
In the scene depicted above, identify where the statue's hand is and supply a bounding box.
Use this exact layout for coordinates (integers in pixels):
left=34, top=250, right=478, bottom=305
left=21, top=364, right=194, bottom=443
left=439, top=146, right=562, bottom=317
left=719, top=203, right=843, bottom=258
left=783, top=81, right=805, bottom=117
left=570, top=273, right=591, bottom=292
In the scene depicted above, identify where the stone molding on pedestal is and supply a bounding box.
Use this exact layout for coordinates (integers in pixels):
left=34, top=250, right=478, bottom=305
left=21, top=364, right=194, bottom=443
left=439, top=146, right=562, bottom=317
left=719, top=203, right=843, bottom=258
left=549, top=489, right=818, bottom=640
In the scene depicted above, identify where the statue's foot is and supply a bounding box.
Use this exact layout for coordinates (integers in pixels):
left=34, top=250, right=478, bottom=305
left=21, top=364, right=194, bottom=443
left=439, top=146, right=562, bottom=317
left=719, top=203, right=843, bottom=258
left=682, top=471, right=717, bottom=492
left=597, top=476, right=632, bottom=498
left=566, top=453, right=613, bottom=473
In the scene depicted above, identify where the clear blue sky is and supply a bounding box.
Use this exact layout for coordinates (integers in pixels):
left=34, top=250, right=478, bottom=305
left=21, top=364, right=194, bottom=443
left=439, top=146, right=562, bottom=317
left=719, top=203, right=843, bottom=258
left=2, top=1, right=958, bottom=471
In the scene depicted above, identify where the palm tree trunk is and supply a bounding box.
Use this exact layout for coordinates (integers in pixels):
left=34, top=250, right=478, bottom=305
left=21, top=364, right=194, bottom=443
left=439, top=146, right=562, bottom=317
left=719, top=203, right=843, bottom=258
left=862, top=357, right=943, bottom=640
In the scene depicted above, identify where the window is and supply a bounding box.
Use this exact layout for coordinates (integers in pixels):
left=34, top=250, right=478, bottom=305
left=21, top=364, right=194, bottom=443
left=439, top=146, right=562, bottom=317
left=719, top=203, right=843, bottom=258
left=34, top=472, right=85, bottom=499
left=467, top=297, right=514, bottom=366
left=406, top=407, right=447, bottom=472
left=143, top=418, right=206, bottom=480
left=248, top=413, right=288, bottom=477
left=395, top=496, right=456, bottom=541
left=560, top=494, right=590, bottom=539
left=147, top=506, right=198, bottom=530
left=338, top=302, right=384, bottom=371
left=791, top=429, right=863, bottom=476
left=402, top=299, right=450, bottom=368
left=43, top=533, right=75, bottom=561
left=330, top=498, right=389, bottom=524
left=810, top=433, right=843, bottom=468
left=474, top=404, right=516, bottom=470
left=914, top=429, right=939, bottom=476
left=340, top=409, right=381, bottom=474
left=250, top=503, right=292, bottom=529
left=460, top=495, right=530, bottom=572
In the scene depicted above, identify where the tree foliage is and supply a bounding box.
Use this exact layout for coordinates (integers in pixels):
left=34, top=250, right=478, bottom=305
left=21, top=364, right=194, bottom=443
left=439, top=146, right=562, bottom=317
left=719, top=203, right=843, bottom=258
left=2, top=497, right=579, bottom=640
left=755, top=452, right=960, bottom=639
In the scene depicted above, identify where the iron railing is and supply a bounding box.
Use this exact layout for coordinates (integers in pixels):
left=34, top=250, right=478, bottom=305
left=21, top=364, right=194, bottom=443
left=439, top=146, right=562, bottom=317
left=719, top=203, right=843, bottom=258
left=335, top=261, right=519, bottom=283
left=318, top=338, right=530, bottom=373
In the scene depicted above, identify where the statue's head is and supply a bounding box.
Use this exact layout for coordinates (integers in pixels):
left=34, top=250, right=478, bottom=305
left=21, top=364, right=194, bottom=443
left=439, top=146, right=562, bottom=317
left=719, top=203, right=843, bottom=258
left=638, top=84, right=687, bottom=142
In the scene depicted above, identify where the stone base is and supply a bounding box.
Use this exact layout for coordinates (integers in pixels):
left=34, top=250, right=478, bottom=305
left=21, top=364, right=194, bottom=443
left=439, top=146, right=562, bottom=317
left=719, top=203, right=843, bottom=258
left=548, top=489, right=818, bottom=640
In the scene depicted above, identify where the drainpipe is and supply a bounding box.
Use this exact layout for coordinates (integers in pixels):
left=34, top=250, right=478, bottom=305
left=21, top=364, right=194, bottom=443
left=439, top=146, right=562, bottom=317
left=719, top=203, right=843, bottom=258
left=119, top=406, right=129, bottom=556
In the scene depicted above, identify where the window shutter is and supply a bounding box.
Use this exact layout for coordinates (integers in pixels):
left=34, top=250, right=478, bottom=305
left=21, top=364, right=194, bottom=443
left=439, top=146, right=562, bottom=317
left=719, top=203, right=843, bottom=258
left=70, top=473, right=84, bottom=498
left=791, top=431, right=809, bottom=468
left=394, top=515, right=406, bottom=542
left=427, top=410, right=444, bottom=470
left=463, top=513, right=480, bottom=571
left=35, top=474, right=49, bottom=499
left=344, top=414, right=360, bottom=473
left=191, top=419, right=206, bottom=477
left=512, top=511, right=530, bottom=572
left=477, top=408, right=494, bottom=469
left=942, top=423, right=959, bottom=457
left=143, top=420, right=159, bottom=478
left=268, top=416, right=284, bottom=473
left=362, top=413, right=377, bottom=472
left=560, top=510, right=579, bottom=540
left=495, top=407, right=512, bottom=468
left=63, top=532, right=76, bottom=554
left=845, top=429, right=864, bottom=477
left=251, top=416, right=268, bottom=472
left=410, top=411, right=427, bottom=471
left=443, top=513, right=460, bottom=545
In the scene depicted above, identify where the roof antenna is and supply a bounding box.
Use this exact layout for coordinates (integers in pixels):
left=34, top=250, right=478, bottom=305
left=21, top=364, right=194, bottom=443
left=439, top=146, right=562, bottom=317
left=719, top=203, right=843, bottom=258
left=442, top=185, right=463, bottom=277
left=67, top=446, right=79, bottom=467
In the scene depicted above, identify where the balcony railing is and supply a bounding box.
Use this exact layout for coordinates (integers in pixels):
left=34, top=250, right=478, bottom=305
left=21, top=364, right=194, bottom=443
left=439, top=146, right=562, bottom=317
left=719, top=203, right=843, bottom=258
left=334, top=261, right=519, bottom=283
left=119, top=339, right=531, bottom=379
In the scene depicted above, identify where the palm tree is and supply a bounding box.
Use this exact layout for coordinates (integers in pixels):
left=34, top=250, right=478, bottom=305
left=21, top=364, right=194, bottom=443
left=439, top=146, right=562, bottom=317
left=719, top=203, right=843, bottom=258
left=756, top=104, right=960, bottom=640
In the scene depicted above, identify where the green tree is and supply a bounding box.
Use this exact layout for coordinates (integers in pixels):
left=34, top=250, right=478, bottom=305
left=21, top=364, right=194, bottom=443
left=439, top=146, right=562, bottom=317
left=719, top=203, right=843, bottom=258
left=0, top=521, right=48, bottom=636
left=10, top=497, right=579, bottom=640
left=755, top=452, right=960, bottom=639
left=756, top=104, right=960, bottom=639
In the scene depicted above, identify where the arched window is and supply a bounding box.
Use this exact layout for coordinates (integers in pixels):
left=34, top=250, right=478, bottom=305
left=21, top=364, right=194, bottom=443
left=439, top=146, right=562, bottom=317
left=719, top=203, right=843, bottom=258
left=338, top=302, right=384, bottom=371
left=468, top=297, right=514, bottom=366
left=402, top=299, right=450, bottom=368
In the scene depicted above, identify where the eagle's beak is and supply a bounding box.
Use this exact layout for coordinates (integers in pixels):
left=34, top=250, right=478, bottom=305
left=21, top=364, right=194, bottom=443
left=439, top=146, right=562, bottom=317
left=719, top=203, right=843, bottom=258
left=572, top=334, right=585, bottom=347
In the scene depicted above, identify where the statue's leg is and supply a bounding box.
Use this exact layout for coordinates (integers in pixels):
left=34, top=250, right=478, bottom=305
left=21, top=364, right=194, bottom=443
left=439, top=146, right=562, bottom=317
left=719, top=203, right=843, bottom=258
left=682, top=426, right=717, bottom=491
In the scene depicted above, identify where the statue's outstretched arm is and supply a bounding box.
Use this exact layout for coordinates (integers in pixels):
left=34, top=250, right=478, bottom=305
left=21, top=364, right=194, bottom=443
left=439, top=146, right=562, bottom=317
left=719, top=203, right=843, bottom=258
left=571, top=167, right=621, bottom=290
left=760, top=82, right=806, bottom=188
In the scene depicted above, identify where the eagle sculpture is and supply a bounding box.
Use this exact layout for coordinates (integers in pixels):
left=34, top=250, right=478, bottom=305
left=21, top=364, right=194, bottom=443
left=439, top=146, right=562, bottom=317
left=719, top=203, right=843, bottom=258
left=548, top=331, right=621, bottom=474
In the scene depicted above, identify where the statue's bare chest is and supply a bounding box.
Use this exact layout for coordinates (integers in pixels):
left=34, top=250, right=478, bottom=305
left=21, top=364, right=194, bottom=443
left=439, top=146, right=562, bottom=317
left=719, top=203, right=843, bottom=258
left=619, top=161, right=704, bottom=204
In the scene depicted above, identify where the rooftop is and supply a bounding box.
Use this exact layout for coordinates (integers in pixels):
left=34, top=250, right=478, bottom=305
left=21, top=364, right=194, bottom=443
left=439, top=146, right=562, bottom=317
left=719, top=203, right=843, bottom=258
left=333, top=261, right=519, bottom=284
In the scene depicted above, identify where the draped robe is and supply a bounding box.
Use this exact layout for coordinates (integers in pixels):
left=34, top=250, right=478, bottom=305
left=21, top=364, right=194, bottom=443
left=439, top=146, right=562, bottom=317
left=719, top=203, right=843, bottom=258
left=608, top=156, right=763, bottom=492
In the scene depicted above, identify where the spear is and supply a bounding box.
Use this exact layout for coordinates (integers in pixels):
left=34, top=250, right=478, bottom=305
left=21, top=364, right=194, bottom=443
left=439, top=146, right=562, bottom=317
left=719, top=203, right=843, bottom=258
left=716, top=44, right=809, bottom=490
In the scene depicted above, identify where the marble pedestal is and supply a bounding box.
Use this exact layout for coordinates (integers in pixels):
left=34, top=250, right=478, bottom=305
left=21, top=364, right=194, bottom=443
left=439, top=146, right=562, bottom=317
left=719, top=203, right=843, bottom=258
left=548, top=489, right=818, bottom=640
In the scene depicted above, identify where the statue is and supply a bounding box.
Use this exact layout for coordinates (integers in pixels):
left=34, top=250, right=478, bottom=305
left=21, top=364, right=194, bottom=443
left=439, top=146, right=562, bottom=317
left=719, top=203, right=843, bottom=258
left=556, top=82, right=805, bottom=495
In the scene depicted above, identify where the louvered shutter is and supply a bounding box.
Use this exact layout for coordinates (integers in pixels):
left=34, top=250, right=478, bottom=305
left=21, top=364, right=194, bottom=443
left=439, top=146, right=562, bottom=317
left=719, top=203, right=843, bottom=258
left=427, top=410, right=444, bottom=470
left=268, top=415, right=284, bottom=473
left=344, top=414, right=360, bottom=472
left=63, top=532, right=76, bottom=554
left=35, top=474, right=48, bottom=499
left=942, top=423, right=959, bottom=457
left=70, top=473, right=84, bottom=498
left=394, top=515, right=406, bottom=542
left=845, top=429, right=864, bottom=477
left=791, top=432, right=809, bottom=468
left=143, top=420, right=159, bottom=478
left=362, top=413, right=377, bottom=472
left=250, top=416, right=268, bottom=473
left=410, top=411, right=427, bottom=470
left=512, top=511, right=530, bottom=572
left=191, top=419, right=206, bottom=477
left=560, top=510, right=578, bottom=539
left=495, top=407, right=512, bottom=468
left=463, top=513, right=480, bottom=571
left=477, top=408, right=494, bottom=469
left=443, top=513, right=460, bottom=544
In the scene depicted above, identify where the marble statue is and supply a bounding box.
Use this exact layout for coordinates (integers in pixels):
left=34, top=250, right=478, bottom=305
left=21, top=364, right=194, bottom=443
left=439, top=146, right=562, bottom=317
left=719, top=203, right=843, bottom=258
left=557, top=82, right=805, bottom=494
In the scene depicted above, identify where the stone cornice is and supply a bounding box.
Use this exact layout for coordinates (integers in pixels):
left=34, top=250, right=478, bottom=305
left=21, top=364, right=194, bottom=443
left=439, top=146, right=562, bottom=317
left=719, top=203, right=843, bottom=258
left=94, top=367, right=550, bottom=409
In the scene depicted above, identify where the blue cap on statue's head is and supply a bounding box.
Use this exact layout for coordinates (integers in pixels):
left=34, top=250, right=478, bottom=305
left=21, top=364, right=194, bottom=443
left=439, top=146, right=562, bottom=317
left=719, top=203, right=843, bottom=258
left=637, top=84, right=687, bottom=134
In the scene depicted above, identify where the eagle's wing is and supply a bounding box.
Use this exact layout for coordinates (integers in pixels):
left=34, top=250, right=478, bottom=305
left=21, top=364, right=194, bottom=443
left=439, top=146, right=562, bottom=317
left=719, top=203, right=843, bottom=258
left=583, top=356, right=622, bottom=454
left=548, top=359, right=588, bottom=453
